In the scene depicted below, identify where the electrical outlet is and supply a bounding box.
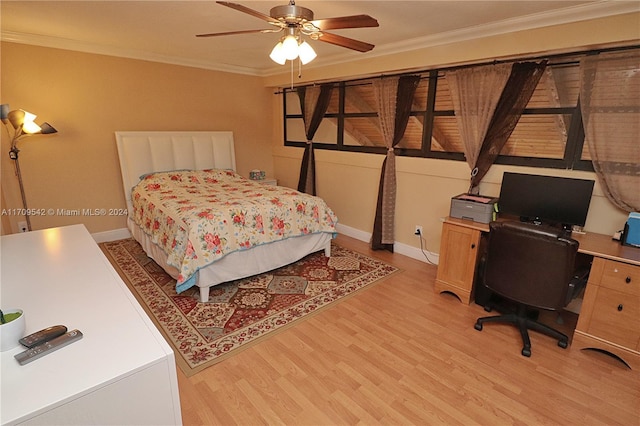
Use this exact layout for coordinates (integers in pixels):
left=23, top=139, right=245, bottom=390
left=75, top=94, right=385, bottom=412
left=18, top=221, right=28, bottom=233
left=414, top=225, right=423, bottom=236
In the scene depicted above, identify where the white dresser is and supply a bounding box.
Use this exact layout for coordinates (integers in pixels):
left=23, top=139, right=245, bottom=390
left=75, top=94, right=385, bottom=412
left=0, top=225, right=182, bottom=425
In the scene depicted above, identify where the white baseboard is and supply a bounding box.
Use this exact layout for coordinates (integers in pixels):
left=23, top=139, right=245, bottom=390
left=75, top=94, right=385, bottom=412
left=92, top=224, right=439, bottom=265
left=92, top=228, right=131, bottom=243
left=336, top=223, right=439, bottom=265
left=396, top=239, right=440, bottom=266
left=335, top=223, right=370, bottom=242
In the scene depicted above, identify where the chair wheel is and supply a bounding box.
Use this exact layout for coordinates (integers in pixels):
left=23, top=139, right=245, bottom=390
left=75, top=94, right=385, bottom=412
left=558, top=340, right=568, bottom=349
left=521, top=348, right=531, bottom=357
left=474, top=323, right=483, bottom=331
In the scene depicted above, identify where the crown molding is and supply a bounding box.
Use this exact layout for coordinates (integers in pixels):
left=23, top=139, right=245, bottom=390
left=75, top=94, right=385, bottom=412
left=0, top=30, right=265, bottom=76
left=371, top=0, right=640, bottom=58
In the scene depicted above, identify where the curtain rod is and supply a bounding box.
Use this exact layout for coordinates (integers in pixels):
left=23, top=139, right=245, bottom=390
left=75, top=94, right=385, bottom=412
left=274, top=44, right=639, bottom=94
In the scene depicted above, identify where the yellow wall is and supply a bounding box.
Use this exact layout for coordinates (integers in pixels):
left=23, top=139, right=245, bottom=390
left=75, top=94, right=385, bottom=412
left=1, top=43, right=274, bottom=235
left=269, top=12, right=640, bottom=252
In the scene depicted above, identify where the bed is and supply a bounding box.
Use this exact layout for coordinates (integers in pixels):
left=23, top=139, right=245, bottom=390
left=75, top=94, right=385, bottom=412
left=115, top=131, right=337, bottom=302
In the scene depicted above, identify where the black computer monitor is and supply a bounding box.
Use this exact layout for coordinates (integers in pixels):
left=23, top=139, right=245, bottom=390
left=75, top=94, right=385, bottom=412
left=498, top=172, right=595, bottom=230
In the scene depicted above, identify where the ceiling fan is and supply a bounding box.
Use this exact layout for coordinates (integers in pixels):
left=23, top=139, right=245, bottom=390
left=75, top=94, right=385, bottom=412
left=197, top=1, right=379, bottom=65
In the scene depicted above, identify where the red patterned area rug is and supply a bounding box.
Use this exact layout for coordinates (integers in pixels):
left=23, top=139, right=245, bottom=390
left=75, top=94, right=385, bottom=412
left=100, top=238, right=399, bottom=376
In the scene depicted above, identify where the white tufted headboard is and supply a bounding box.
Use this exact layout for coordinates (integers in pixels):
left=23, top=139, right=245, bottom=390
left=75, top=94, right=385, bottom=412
left=115, top=131, right=237, bottom=213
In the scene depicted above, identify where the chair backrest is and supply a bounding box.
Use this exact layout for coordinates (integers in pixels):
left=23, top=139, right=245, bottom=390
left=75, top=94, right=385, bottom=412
left=483, top=221, right=579, bottom=310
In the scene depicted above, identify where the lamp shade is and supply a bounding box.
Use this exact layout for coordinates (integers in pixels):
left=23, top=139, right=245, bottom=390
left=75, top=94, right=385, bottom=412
left=282, top=35, right=299, bottom=60
left=22, top=121, right=42, bottom=134
left=22, top=110, right=37, bottom=123
left=40, top=122, right=57, bottom=134
left=0, top=104, right=9, bottom=122
left=7, top=110, right=25, bottom=129
left=269, top=42, right=287, bottom=65
left=18, top=110, right=40, bottom=134
left=298, top=41, right=317, bottom=65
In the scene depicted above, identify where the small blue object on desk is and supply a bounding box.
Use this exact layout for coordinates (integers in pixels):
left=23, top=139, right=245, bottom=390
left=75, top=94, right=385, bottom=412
left=622, top=212, right=640, bottom=247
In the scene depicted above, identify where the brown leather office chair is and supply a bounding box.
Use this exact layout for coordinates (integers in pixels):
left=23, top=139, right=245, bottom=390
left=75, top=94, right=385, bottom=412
left=474, top=221, right=584, bottom=357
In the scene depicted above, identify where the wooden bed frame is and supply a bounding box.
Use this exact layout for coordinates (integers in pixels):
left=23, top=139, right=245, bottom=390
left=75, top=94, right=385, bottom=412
left=115, top=131, right=332, bottom=302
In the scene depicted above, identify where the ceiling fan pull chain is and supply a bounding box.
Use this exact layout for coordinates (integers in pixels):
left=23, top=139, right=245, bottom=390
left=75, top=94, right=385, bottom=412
left=290, top=60, right=294, bottom=90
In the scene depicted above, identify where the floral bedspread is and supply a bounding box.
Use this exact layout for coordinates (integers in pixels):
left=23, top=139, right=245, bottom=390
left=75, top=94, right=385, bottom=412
left=131, top=169, right=338, bottom=293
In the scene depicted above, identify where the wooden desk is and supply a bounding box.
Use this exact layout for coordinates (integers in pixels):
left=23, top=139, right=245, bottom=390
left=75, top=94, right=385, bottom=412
left=0, top=225, right=182, bottom=425
left=435, top=217, right=640, bottom=369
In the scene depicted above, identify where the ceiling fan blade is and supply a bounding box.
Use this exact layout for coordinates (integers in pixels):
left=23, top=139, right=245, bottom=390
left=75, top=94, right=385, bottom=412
left=196, top=29, right=277, bottom=38
left=216, top=1, right=281, bottom=25
left=317, top=32, right=375, bottom=53
left=310, top=15, right=379, bottom=31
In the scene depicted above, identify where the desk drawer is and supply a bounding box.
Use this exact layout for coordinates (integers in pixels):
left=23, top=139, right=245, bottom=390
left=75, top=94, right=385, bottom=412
left=597, top=258, right=640, bottom=296
left=585, top=286, right=640, bottom=350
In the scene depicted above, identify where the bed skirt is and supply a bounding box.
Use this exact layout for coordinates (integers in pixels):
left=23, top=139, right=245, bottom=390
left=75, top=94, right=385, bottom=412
left=128, top=218, right=333, bottom=302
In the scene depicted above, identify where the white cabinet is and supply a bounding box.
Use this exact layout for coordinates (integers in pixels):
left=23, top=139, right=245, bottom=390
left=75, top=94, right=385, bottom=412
left=1, top=225, right=182, bottom=425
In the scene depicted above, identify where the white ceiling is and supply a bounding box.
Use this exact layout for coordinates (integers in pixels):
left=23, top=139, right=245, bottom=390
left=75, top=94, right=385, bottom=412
left=1, top=1, right=638, bottom=76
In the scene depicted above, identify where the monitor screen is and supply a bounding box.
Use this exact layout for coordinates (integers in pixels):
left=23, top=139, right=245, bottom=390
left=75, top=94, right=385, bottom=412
left=498, top=172, right=595, bottom=228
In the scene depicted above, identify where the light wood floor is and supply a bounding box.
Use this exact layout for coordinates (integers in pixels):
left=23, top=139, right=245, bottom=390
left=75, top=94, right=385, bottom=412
left=177, top=234, right=640, bottom=425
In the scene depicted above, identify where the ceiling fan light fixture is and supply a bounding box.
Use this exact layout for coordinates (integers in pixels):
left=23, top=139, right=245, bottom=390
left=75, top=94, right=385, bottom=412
left=298, top=41, right=316, bottom=64
left=203, top=2, right=379, bottom=72
left=269, top=41, right=287, bottom=64
left=202, top=0, right=379, bottom=72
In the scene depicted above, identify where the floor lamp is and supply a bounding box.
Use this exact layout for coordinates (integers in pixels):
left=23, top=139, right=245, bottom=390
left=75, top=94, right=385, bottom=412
left=1, top=104, right=57, bottom=232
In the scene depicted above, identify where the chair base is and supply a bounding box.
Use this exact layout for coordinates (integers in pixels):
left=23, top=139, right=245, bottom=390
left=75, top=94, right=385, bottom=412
left=474, top=305, right=568, bottom=357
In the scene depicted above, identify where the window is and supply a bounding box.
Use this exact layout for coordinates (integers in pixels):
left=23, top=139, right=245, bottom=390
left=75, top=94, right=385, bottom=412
left=285, top=89, right=339, bottom=145
left=282, top=47, right=636, bottom=171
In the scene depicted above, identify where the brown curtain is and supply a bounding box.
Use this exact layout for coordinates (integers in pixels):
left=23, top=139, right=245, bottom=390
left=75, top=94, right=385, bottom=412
left=371, top=75, right=421, bottom=252
left=580, top=50, right=640, bottom=212
left=469, top=61, right=548, bottom=193
left=446, top=63, right=512, bottom=173
left=297, top=84, right=334, bottom=195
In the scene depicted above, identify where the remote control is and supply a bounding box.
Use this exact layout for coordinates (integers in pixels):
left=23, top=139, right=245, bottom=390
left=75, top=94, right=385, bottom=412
left=14, top=330, right=83, bottom=365
left=19, top=325, right=68, bottom=348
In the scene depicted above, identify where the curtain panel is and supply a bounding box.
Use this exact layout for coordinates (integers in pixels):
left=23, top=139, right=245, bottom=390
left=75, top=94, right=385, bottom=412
left=371, top=75, right=421, bottom=252
left=469, top=61, right=547, bottom=192
left=580, top=50, right=640, bottom=212
left=446, top=63, right=512, bottom=175
left=296, top=84, right=334, bottom=195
